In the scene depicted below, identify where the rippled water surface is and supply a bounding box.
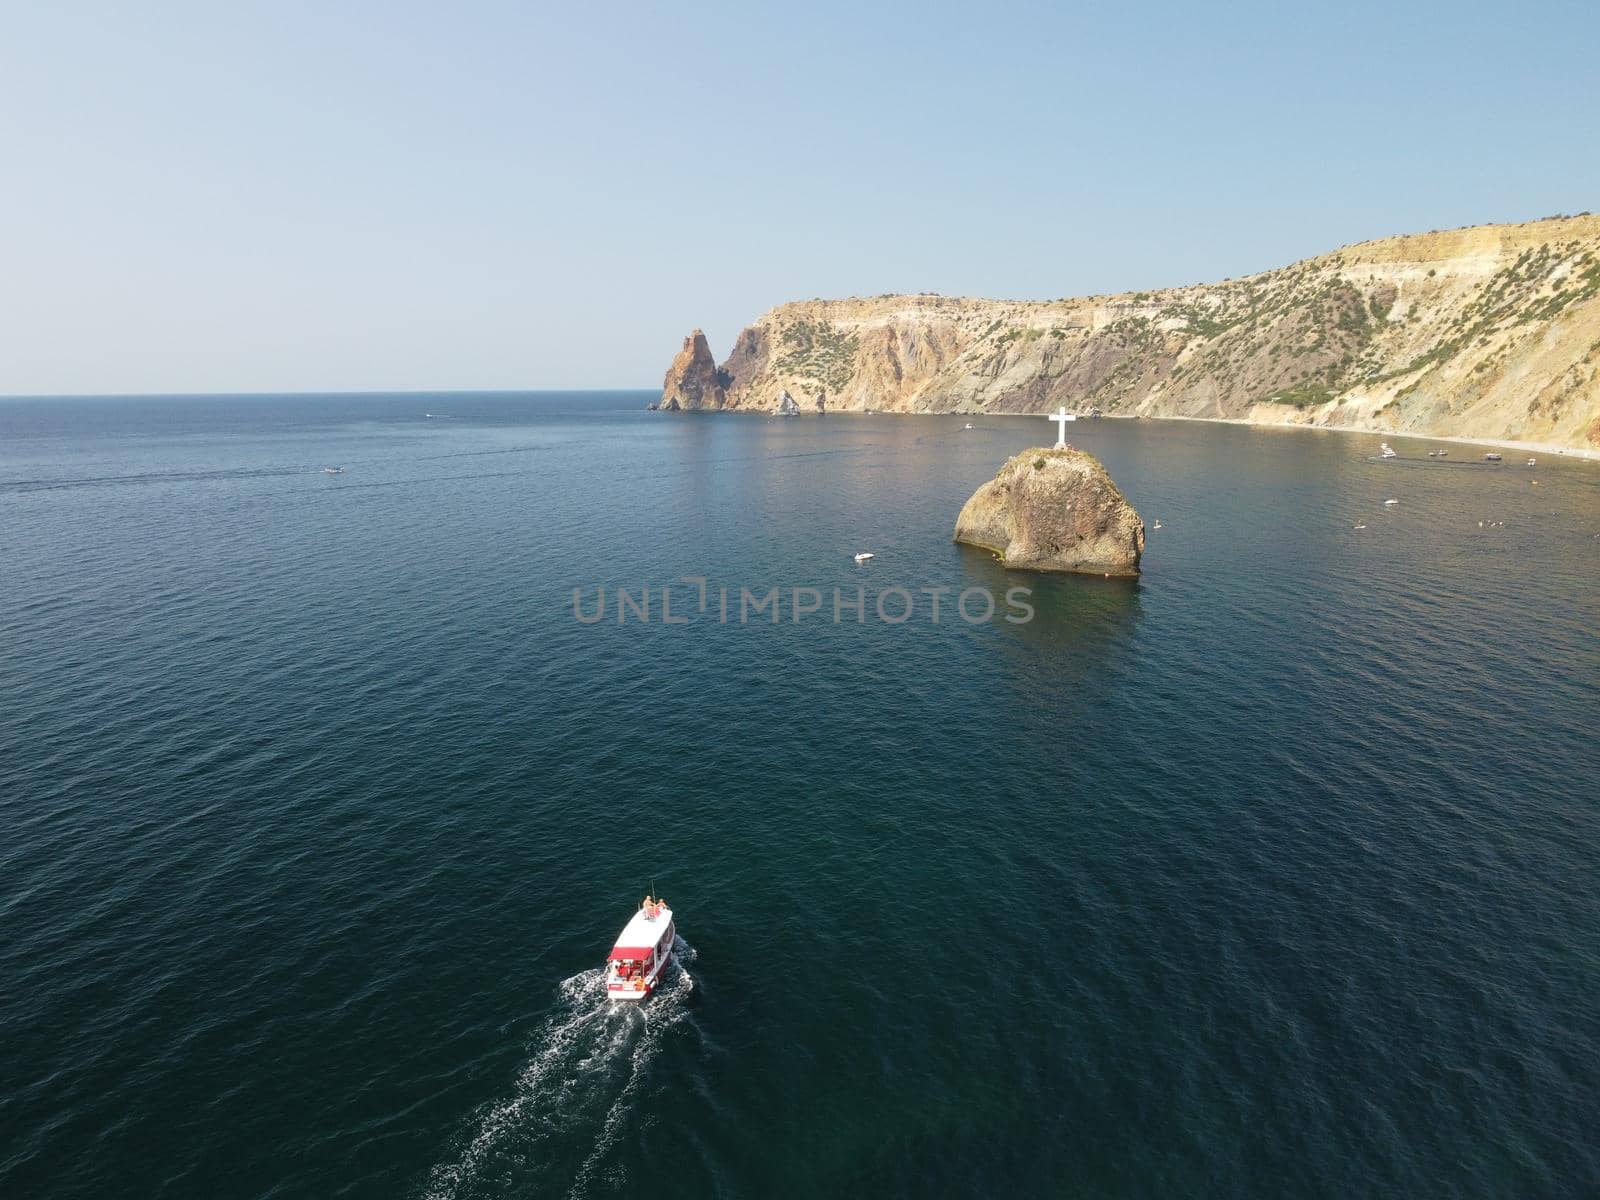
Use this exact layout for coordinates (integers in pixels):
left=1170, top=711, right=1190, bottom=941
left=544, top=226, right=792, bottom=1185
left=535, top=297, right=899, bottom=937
left=3, top=393, right=1598, bottom=1198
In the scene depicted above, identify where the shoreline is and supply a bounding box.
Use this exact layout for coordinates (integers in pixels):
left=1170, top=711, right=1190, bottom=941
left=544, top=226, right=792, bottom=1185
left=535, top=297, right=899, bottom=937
left=773, top=406, right=1599, bottom=458
left=1091, top=412, right=1599, bottom=459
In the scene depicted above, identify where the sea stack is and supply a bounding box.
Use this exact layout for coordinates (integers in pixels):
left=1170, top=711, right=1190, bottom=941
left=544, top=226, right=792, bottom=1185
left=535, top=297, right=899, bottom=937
left=659, top=330, right=726, bottom=411
left=955, top=447, right=1144, bottom=575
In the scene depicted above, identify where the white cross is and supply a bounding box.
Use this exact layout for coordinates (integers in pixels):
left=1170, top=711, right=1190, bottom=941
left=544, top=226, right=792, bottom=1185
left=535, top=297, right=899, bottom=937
left=1048, top=406, right=1075, bottom=447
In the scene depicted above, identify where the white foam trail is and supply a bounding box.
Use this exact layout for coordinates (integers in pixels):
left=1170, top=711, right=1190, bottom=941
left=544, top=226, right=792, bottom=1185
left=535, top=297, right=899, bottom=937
left=423, top=939, right=696, bottom=1200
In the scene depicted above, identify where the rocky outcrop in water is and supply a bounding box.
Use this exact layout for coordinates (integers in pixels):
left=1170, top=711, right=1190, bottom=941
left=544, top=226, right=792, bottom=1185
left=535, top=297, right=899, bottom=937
left=669, top=215, right=1600, bottom=448
left=659, top=330, right=726, bottom=412
left=775, top=389, right=800, bottom=416
left=955, top=447, right=1144, bottom=575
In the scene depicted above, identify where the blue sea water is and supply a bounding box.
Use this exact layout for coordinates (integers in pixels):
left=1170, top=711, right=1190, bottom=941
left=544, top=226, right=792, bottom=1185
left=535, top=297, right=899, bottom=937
left=2, top=392, right=1598, bottom=1198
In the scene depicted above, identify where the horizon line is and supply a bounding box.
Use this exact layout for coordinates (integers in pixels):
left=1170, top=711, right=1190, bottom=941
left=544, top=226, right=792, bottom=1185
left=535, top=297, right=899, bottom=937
left=0, top=386, right=662, bottom=401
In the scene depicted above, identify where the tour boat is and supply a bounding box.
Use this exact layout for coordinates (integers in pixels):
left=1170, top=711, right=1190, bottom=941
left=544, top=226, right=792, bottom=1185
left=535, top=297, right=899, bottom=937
left=1380, top=443, right=1397, bottom=458
left=605, top=896, right=674, bottom=1001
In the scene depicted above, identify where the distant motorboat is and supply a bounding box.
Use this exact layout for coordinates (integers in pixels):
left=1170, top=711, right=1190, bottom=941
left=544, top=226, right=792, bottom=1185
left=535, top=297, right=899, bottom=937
left=1380, top=443, right=1397, bottom=458
left=1384, top=499, right=1398, bottom=506
left=963, top=423, right=974, bottom=430
left=1485, top=452, right=1503, bottom=461
left=1427, top=451, right=1438, bottom=457
left=1353, top=522, right=1367, bottom=530
left=853, top=552, right=875, bottom=563
left=323, top=466, right=344, bottom=474
left=1526, top=458, right=1537, bottom=466
left=1152, top=521, right=1162, bottom=530
left=1437, top=450, right=1448, bottom=457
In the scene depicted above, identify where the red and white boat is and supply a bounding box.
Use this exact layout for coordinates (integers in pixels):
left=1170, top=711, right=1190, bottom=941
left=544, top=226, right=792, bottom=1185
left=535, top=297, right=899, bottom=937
left=604, top=896, right=674, bottom=1001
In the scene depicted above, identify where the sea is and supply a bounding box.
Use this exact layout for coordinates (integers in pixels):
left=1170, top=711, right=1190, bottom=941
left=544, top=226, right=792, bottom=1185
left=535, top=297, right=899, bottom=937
left=2, top=392, right=1598, bottom=1199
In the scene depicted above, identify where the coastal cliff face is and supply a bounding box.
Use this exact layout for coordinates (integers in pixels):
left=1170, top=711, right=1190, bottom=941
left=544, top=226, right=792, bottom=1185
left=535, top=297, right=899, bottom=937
left=671, top=216, right=1600, bottom=448
left=955, top=447, right=1145, bottom=575
left=659, top=330, right=726, bottom=411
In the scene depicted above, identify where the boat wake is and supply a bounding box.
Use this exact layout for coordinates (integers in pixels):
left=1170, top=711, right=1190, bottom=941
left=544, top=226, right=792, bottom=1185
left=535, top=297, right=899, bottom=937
left=422, top=939, right=696, bottom=1200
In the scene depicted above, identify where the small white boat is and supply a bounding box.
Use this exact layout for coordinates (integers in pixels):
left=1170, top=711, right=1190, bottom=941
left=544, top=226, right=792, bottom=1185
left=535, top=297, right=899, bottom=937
left=1485, top=453, right=1502, bottom=461
left=1384, top=499, right=1399, bottom=506
left=1152, top=521, right=1162, bottom=530
left=1380, top=443, right=1397, bottom=458
left=1437, top=450, right=1449, bottom=457
left=1427, top=451, right=1438, bottom=457
left=854, top=552, right=875, bottom=563
left=605, top=896, right=675, bottom=1002
left=963, top=423, right=974, bottom=430
left=323, top=466, right=344, bottom=474
left=1354, top=522, right=1367, bottom=530
left=1526, top=458, right=1537, bottom=466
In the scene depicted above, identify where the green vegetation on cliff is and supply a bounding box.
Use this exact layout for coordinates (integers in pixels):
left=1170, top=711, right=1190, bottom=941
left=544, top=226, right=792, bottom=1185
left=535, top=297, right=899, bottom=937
left=774, top=319, right=860, bottom=392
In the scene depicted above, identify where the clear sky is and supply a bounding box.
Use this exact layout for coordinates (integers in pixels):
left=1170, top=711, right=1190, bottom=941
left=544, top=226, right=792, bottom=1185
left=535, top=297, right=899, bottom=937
left=2, top=0, right=1595, bottom=394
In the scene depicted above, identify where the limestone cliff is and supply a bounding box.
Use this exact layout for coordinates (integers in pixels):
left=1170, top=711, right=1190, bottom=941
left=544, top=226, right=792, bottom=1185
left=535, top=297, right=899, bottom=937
left=955, top=447, right=1145, bottom=576
left=673, top=215, right=1600, bottom=448
left=659, top=329, right=726, bottom=411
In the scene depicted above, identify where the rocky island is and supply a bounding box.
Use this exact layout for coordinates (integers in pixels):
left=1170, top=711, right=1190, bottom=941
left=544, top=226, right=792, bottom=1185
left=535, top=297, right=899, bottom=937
left=657, top=214, right=1600, bottom=449
left=657, top=330, right=727, bottom=411
left=955, top=447, right=1145, bottom=576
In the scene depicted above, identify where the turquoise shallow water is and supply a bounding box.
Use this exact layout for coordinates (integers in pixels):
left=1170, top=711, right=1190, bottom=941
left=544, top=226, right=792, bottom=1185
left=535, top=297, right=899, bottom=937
left=2, top=393, right=1599, bottom=1198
